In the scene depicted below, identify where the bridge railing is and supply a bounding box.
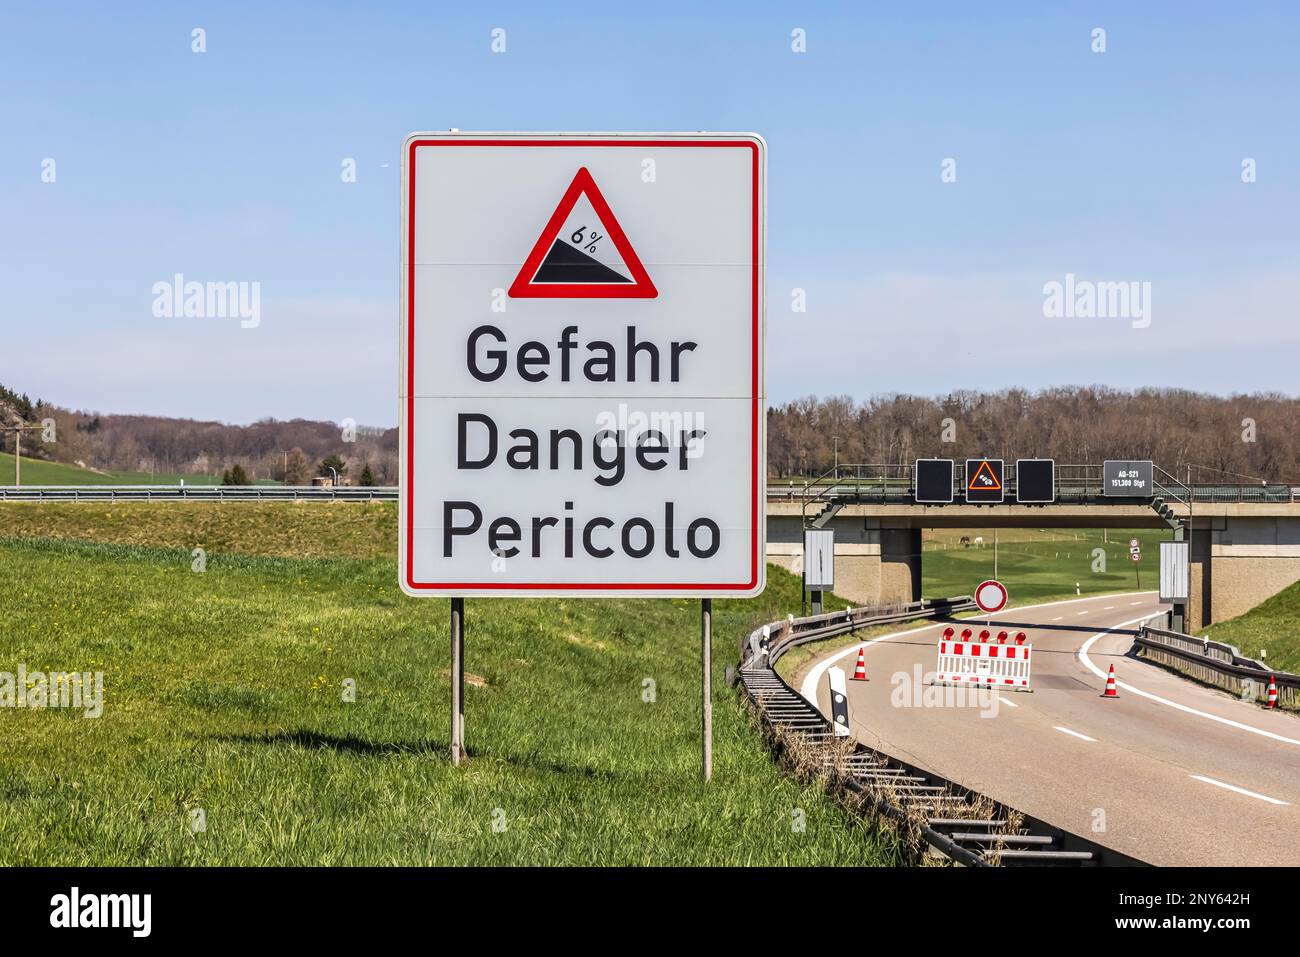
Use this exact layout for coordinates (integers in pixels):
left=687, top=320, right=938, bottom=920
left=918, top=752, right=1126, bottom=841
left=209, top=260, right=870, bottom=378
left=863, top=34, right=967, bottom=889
left=767, top=462, right=1297, bottom=507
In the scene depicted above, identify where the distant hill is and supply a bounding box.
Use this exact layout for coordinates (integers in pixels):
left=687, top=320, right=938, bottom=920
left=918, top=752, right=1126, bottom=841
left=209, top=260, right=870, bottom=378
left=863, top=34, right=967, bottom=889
left=0, top=381, right=395, bottom=486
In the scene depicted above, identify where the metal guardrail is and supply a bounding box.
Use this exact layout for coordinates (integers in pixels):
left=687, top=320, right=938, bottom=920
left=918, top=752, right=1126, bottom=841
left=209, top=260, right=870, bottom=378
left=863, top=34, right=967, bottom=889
left=736, top=599, right=1146, bottom=867
left=1135, top=624, right=1298, bottom=710
left=0, top=485, right=399, bottom=501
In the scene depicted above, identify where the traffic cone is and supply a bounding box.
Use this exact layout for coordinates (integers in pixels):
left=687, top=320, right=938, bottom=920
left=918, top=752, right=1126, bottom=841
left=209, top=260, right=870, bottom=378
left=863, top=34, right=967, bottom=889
left=1268, top=675, right=1278, bottom=709
left=1102, top=664, right=1119, bottom=698
left=851, top=647, right=868, bottom=681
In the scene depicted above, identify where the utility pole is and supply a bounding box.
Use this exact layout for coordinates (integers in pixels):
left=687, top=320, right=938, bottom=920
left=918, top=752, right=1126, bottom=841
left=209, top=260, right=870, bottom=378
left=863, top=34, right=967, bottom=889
left=2, top=423, right=46, bottom=487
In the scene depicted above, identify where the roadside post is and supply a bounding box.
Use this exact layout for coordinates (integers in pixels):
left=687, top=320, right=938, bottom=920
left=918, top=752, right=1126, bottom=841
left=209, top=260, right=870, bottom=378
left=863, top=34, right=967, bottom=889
left=399, top=131, right=767, bottom=779
left=802, top=529, right=834, bottom=616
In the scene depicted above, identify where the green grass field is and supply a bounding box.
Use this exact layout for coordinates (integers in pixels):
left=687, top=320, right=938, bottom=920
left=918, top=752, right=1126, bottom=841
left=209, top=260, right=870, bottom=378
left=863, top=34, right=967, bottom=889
left=0, top=451, right=277, bottom=486
left=1200, top=581, right=1300, bottom=674
left=0, top=504, right=904, bottom=866
left=921, top=527, right=1169, bottom=606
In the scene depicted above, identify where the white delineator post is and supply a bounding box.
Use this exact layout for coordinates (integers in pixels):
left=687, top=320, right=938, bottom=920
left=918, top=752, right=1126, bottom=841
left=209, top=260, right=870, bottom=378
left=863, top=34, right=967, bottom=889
left=828, top=666, right=851, bottom=737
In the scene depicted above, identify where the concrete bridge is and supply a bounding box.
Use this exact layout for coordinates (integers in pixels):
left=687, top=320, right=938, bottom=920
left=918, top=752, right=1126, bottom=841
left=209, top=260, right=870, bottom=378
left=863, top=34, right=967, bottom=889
left=766, top=498, right=1300, bottom=633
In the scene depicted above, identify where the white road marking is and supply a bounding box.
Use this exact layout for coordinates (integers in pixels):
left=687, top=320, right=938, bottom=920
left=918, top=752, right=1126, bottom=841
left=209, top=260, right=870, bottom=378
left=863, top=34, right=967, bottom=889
left=1051, top=616, right=1063, bottom=621
left=1076, top=611, right=1089, bottom=616
left=801, top=591, right=1157, bottom=706
left=1078, top=619, right=1300, bottom=747
left=1190, top=775, right=1290, bottom=806
left=1054, top=726, right=1096, bottom=742
left=1103, top=606, right=1115, bottom=610
left=998, top=695, right=1019, bottom=708
left=1129, top=601, right=1144, bottom=606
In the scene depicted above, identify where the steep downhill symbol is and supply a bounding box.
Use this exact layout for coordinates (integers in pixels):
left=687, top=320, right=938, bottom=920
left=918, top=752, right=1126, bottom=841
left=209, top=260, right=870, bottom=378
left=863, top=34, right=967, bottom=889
left=508, top=167, right=657, bottom=299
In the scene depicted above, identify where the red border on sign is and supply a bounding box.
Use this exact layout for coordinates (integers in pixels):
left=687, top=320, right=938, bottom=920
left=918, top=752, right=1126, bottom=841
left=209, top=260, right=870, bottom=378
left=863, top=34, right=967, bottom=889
left=975, top=580, right=1008, bottom=613
left=507, top=166, right=658, bottom=299
left=404, top=138, right=761, bottom=592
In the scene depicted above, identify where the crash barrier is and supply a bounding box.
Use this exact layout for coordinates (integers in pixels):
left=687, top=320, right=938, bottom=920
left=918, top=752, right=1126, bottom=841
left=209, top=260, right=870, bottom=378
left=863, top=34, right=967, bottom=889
left=1135, top=623, right=1297, bottom=710
left=0, top=485, right=398, bottom=501
left=935, top=627, right=1032, bottom=690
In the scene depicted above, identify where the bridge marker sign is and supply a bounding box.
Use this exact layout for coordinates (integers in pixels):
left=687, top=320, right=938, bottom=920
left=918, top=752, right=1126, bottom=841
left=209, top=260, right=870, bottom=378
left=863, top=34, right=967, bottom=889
left=975, top=578, right=1008, bottom=613
left=401, top=131, right=767, bottom=778
left=965, top=458, right=1004, bottom=503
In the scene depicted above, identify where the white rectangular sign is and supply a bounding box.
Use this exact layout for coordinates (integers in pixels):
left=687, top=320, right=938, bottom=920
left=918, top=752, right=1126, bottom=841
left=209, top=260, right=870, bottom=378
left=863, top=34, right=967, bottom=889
left=803, top=529, right=834, bottom=590
left=400, top=132, right=767, bottom=597
left=1159, top=541, right=1189, bottom=602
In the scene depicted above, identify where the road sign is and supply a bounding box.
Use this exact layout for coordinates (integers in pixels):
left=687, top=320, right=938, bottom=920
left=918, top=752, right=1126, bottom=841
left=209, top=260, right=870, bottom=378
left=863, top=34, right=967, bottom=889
left=975, top=579, right=1008, bottom=613
left=1130, top=550, right=1141, bottom=563
left=965, top=458, right=1004, bottom=503
left=1102, top=460, right=1154, bottom=497
left=1015, top=458, right=1055, bottom=503
left=914, top=458, right=954, bottom=503
left=803, top=529, right=834, bottom=589
left=400, top=132, right=767, bottom=597
left=1129, top=538, right=1140, bottom=548
left=508, top=167, right=657, bottom=299
left=1160, top=541, right=1189, bottom=601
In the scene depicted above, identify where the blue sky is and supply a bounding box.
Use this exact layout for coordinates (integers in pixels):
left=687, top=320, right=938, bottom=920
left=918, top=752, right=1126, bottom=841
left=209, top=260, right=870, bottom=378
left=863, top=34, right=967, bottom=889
left=2, top=1, right=1297, bottom=425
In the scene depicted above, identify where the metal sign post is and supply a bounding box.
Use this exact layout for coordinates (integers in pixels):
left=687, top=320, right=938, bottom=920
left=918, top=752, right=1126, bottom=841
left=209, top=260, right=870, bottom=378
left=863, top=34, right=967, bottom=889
left=450, top=597, right=465, bottom=764
left=701, top=598, right=712, bottom=780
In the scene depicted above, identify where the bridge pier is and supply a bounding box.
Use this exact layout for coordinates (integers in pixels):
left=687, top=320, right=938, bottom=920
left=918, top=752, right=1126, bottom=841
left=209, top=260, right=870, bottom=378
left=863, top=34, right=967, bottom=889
left=765, top=515, right=921, bottom=607
left=1194, top=515, right=1300, bottom=634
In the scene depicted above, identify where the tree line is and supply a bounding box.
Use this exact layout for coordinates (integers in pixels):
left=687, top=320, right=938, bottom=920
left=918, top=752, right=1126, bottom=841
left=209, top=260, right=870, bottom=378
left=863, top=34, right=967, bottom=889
left=768, top=388, right=1300, bottom=483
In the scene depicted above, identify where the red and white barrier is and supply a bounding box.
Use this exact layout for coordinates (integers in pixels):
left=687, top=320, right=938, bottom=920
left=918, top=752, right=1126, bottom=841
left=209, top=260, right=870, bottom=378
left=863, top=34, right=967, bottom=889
left=936, top=633, right=1032, bottom=690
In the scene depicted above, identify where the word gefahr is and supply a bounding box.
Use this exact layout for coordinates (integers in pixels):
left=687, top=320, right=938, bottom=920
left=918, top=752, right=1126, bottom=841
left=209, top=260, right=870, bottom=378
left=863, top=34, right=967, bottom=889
left=443, top=500, right=720, bottom=560
left=457, top=413, right=705, bottom=487
left=467, top=324, right=698, bottom=383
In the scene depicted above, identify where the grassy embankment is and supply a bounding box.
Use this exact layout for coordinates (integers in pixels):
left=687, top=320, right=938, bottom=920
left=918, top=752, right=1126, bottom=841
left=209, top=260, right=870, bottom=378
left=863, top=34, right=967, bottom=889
left=0, top=501, right=905, bottom=866
left=0, top=451, right=277, bottom=486
left=1200, top=581, right=1300, bottom=675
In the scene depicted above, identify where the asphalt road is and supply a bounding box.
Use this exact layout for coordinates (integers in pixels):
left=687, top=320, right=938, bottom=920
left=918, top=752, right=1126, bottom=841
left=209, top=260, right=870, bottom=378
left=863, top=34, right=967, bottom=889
left=800, top=592, right=1300, bottom=866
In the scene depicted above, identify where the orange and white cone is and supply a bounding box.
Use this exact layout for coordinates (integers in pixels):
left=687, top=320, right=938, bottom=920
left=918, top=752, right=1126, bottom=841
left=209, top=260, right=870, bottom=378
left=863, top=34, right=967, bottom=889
left=1268, top=675, right=1278, bottom=709
left=850, top=647, right=868, bottom=681
left=1102, top=664, right=1119, bottom=698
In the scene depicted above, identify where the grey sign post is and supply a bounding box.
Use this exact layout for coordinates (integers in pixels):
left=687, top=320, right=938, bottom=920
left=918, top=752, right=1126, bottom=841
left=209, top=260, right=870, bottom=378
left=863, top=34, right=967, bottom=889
left=1102, top=460, right=1154, bottom=497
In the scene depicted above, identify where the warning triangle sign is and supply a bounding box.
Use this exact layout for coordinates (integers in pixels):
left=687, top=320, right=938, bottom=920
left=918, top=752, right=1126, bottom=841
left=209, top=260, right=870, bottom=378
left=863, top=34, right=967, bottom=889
left=508, top=167, right=657, bottom=299
left=967, top=460, right=1002, bottom=491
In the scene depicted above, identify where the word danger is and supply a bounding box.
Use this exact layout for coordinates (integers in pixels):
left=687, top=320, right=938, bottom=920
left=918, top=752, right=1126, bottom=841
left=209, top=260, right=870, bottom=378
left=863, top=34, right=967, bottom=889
left=457, top=414, right=705, bottom=486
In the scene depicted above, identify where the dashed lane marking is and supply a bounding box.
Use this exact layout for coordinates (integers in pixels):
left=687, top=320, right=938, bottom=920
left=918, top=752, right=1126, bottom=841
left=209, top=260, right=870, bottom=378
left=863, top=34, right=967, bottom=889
left=1054, top=726, right=1097, bottom=742
left=1190, top=775, right=1290, bottom=806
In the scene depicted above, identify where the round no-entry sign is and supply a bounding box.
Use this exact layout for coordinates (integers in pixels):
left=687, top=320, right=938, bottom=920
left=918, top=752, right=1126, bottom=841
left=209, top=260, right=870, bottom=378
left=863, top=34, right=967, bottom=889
left=975, top=579, right=1008, bottom=613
